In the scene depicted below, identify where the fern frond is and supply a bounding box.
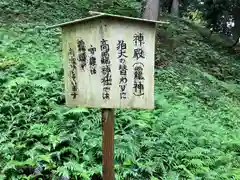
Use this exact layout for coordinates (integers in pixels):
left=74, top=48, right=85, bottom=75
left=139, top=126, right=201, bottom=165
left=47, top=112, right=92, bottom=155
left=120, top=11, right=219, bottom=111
left=32, top=79, right=51, bottom=89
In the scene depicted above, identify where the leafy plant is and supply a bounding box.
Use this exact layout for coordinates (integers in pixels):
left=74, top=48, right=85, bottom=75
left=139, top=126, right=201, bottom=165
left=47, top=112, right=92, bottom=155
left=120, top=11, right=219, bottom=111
left=0, top=1, right=240, bottom=179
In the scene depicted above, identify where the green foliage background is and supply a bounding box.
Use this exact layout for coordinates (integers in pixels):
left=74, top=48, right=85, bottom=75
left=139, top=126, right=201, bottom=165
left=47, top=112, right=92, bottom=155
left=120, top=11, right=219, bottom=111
left=0, top=0, right=240, bottom=179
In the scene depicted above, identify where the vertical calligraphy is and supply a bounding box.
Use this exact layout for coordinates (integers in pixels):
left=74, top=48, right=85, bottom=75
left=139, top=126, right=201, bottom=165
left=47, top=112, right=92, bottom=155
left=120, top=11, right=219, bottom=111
left=133, top=32, right=145, bottom=60
left=117, top=40, right=128, bottom=99
left=133, top=32, right=145, bottom=96
left=100, top=39, right=112, bottom=100
left=77, top=39, right=87, bottom=71
left=88, top=45, right=97, bottom=75
left=68, top=47, right=78, bottom=99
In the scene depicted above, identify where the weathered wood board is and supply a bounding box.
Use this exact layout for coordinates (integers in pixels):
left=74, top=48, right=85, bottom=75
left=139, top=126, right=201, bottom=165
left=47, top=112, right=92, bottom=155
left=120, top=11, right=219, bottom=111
left=62, top=17, right=156, bottom=109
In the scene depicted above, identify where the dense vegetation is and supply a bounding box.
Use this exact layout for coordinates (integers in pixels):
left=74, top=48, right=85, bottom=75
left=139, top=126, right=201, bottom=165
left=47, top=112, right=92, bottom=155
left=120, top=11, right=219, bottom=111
left=0, top=0, right=240, bottom=179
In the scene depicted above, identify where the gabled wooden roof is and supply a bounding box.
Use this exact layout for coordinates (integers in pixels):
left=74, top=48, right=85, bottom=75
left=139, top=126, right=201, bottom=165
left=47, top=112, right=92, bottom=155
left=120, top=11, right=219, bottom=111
left=48, top=11, right=168, bottom=28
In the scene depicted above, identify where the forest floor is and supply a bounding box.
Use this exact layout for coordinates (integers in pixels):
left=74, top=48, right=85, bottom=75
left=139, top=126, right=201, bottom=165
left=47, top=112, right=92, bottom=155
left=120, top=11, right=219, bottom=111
left=0, top=1, right=240, bottom=180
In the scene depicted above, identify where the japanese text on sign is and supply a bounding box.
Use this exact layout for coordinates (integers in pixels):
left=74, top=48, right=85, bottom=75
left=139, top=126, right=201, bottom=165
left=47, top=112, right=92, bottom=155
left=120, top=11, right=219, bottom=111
left=133, top=32, right=145, bottom=96
left=68, top=47, right=78, bottom=99
left=62, top=18, right=155, bottom=109
left=69, top=34, right=147, bottom=100
left=77, top=39, right=87, bottom=71
left=100, top=39, right=112, bottom=100
left=117, top=40, right=128, bottom=99
left=62, top=19, right=158, bottom=111
left=88, top=45, right=97, bottom=75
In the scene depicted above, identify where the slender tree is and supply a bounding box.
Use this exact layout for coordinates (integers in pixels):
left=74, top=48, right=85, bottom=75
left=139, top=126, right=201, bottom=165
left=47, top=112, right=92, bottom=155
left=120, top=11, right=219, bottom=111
left=171, top=0, right=179, bottom=16
left=232, top=6, right=240, bottom=43
left=143, top=0, right=161, bottom=20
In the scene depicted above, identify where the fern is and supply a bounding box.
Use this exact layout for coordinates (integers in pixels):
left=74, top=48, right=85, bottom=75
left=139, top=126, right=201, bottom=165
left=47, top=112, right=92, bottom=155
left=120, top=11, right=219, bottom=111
left=1, top=3, right=240, bottom=179
left=32, top=79, right=51, bottom=89
left=56, top=166, right=69, bottom=178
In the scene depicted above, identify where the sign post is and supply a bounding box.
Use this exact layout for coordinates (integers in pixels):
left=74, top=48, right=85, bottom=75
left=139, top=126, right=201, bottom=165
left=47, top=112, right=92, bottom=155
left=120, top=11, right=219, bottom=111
left=48, top=11, right=167, bottom=180
left=102, top=108, right=114, bottom=180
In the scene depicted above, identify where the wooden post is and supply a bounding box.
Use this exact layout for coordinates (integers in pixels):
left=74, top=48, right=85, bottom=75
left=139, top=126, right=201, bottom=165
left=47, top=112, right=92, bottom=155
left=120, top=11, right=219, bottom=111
left=102, top=108, right=115, bottom=180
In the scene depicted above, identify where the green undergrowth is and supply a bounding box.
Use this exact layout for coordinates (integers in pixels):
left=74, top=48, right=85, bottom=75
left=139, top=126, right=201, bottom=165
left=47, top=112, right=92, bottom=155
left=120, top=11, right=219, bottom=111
left=1, top=12, right=240, bottom=180
left=0, top=0, right=141, bottom=24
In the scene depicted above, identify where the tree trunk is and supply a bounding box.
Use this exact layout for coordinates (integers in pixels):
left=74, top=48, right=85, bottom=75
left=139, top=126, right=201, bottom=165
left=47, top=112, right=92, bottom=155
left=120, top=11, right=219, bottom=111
left=171, top=0, right=179, bottom=17
left=230, top=36, right=240, bottom=48
left=232, top=7, right=240, bottom=43
left=143, top=0, right=161, bottom=20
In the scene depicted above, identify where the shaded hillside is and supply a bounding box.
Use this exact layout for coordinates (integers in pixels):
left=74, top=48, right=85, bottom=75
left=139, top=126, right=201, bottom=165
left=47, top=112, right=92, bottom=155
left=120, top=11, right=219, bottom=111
left=0, top=2, right=240, bottom=179
left=0, top=0, right=141, bottom=23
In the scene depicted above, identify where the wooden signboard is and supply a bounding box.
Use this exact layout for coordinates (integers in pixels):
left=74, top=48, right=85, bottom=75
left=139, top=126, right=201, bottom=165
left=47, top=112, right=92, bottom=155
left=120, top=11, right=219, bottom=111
left=48, top=12, right=165, bottom=180
left=56, top=14, right=157, bottom=109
